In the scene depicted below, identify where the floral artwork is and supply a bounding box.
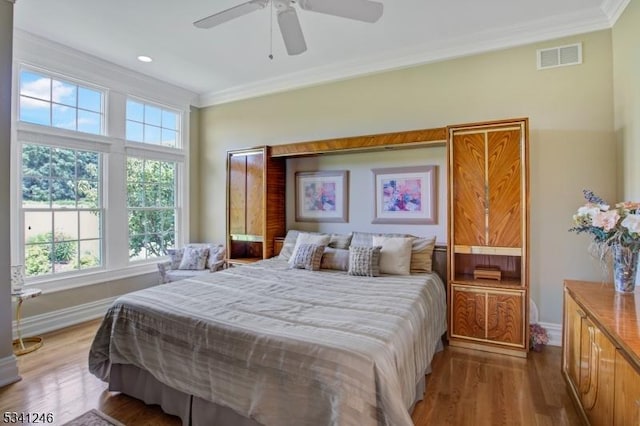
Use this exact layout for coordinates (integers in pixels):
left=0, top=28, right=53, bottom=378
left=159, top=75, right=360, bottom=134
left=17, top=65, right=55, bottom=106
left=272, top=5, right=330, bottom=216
left=295, top=171, right=348, bottom=222
left=372, top=166, right=437, bottom=224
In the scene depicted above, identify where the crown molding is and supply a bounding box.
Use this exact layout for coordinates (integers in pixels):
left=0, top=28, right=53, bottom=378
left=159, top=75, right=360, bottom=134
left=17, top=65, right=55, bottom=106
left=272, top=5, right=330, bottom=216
left=601, top=0, right=631, bottom=25
left=197, top=6, right=611, bottom=107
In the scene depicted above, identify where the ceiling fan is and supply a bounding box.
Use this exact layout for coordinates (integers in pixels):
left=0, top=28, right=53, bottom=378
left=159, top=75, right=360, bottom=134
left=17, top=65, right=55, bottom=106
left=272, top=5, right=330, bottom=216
left=193, top=0, right=384, bottom=56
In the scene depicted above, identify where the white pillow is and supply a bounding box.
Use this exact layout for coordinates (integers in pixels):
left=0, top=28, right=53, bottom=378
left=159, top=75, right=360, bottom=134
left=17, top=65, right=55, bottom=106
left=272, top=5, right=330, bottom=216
left=288, top=232, right=331, bottom=266
left=371, top=236, right=414, bottom=275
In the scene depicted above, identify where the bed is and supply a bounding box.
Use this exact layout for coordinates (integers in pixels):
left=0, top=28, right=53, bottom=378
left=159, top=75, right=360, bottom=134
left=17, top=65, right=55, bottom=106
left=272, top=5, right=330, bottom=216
left=89, top=253, right=446, bottom=426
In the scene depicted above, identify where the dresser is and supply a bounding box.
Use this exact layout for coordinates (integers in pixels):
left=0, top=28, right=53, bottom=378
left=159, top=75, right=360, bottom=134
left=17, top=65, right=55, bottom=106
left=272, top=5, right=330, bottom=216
left=563, top=280, right=640, bottom=425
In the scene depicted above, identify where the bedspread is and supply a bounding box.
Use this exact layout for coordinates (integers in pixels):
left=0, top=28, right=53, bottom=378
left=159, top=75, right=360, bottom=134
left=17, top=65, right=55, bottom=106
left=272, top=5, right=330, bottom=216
left=89, top=258, right=446, bottom=426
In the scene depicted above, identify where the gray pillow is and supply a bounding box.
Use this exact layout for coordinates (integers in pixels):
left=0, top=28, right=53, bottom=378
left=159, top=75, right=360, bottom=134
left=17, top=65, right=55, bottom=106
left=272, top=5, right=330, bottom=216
left=320, top=248, right=350, bottom=271
left=289, top=244, right=325, bottom=271
left=348, top=246, right=382, bottom=277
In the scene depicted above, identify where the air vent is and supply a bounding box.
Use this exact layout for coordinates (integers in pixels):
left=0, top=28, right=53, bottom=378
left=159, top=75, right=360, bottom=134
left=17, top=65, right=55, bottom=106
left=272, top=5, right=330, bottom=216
left=537, top=43, right=582, bottom=70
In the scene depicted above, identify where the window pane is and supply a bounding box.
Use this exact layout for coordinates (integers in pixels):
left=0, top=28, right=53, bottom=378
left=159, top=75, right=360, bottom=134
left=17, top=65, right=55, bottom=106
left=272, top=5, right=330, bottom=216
left=161, top=129, right=177, bottom=147
left=51, top=148, right=75, bottom=178
left=145, top=104, right=161, bottom=126
left=126, top=121, right=144, bottom=142
left=78, top=87, right=102, bottom=112
left=22, top=145, right=51, bottom=177
left=162, top=110, right=177, bottom=130
left=126, top=100, right=144, bottom=122
left=162, top=210, right=175, bottom=234
left=77, top=180, right=99, bottom=208
left=158, top=185, right=174, bottom=207
left=144, top=124, right=161, bottom=144
left=52, top=80, right=77, bottom=107
left=20, top=97, right=51, bottom=126
left=20, top=71, right=51, bottom=101
left=54, top=210, right=79, bottom=240
left=79, top=211, right=100, bottom=240
left=126, top=157, right=144, bottom=181
left=24, top=211, right=52, bottom=242
left=78, top=239, right=101, bottom=269
left=144, top=183, right=159, bottom=207
left=52, top=237, right=78, bottom=273
left=77, top=110, right=101, bottom=134
left=25, top=243, right=53, bottom=277
left=52, top=104, right=76, bottom=130
left=127, top=182, right=144, bottom=207
left=22, top=177, right=50, bottom=207
left=77, top=151, right=99, bottom=180
left=51, top=178, right=76, bottom=208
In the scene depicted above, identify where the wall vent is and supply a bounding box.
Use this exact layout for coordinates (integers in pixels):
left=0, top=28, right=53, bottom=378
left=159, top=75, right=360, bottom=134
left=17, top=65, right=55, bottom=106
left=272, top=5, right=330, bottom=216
left=537, top=43, right=582, bottom=70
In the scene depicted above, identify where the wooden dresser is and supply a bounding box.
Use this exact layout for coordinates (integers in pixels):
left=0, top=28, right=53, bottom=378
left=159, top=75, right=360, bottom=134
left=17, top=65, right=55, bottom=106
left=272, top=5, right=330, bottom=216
left=563, top=280, right=640, bottom=425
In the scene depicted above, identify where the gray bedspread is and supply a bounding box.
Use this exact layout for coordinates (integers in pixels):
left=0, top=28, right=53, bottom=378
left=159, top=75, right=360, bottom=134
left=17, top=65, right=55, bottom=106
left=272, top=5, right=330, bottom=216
left=89, top=258, right=446, bottom=426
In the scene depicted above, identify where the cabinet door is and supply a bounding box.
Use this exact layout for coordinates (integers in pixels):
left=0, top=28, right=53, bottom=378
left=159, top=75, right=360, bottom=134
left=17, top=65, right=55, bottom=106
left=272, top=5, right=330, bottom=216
left=487, top=129, right=522, bottom=248
left=580, top=317, right=615, bottom=426
left=486, top=291, right=524, bottom=346
left=229, top=155, right=247, bottom=235
left=452, top=132, right=486, bottom=247
left=245, top=152, right=264, bottom=237
left=451, top=286, right=485, bottom=339
left=563, top=293, right=583, bottom=394
left=614, top=350, right=640, bottom=426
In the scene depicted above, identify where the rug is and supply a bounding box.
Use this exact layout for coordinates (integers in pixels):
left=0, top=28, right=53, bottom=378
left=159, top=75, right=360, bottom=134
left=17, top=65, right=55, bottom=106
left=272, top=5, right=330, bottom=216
left=62, top=409, right=125, bottom=426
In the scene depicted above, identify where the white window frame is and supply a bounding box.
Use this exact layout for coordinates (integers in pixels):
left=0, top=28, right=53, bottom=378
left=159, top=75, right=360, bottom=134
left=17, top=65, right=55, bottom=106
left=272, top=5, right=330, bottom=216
left=11, top=56, right=192, bottom=293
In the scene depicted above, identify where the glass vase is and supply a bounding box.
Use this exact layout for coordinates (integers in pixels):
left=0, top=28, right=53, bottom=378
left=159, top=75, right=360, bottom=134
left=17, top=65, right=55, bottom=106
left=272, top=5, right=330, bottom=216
left=613, top=245, right=639, bottom=293
left=11, top=265, right=25, bottom=294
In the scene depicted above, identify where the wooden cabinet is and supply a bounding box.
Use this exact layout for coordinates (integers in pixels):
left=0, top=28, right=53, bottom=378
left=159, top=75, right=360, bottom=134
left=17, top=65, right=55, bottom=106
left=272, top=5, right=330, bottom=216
left=226, top=146, right=285, bottom=264
left=563, top=280, right=640, bottom=425
left=447, top=118, right=529, bottom=357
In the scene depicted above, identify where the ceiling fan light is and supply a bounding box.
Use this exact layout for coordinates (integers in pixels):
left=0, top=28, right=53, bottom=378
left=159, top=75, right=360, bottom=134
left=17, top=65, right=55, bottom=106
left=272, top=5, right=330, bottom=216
left=277, top=7, right=307, bottom=55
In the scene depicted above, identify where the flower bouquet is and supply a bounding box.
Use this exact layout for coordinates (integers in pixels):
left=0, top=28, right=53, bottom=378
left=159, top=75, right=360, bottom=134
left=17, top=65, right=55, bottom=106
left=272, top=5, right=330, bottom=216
left=529, top=323, right=549, bottom=352
left=570, top=189, right=640, bottom=292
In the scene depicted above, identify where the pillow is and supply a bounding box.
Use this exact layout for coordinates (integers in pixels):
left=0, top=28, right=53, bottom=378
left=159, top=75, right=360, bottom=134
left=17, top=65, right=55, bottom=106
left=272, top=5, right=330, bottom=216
left=350, top=231, right=411, bottom=247
left=348, top=246, right=382, bottom=277
left=288, top=232, right=331, bottom=266
left=410, top=236, right=437, bottom=273
left=328, top=233, right=353, bottom=250
left=206, top=244, right=226, bottom=271
left=320, top=247, right=350, bottom=271
left=178, top=246, right=209, bottom=270
left=167, top=248, right=185, bottom=269
left=289, top=244, right=325, bottom=271
left=372, top=236, right=414, bottom=275
left=278, top=230, right=300, bottom=260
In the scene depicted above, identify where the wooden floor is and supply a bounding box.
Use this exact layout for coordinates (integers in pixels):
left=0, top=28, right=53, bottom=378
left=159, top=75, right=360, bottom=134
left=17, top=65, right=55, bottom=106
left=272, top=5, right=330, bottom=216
left=0, top=319, right=582, bottom=425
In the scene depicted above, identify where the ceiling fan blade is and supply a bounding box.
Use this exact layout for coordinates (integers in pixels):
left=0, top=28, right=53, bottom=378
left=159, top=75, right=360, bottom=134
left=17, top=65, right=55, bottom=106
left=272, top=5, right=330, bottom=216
left=298, top=0, right=383, bottom=23
left=194, top=0, right=268, bottom=29
left=277, top=7, right=307, bottom=55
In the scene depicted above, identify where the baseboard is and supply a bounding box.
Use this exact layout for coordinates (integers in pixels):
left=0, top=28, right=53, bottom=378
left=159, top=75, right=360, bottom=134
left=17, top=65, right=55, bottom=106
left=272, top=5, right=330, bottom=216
left=12, top=296, right=118, bottom=338
left=0, top=355, right=21, bottom=388
left=539, top=321, right=562, bottom=347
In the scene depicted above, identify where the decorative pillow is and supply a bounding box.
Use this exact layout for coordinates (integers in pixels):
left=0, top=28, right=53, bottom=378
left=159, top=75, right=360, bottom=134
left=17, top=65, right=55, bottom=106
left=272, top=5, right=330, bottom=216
left=288, top=232, right=331, bottom=266
left=348, top=246, right=382, bottom=277
left=178, top=246, right=209, bottom=270
left=167, top=248, right=185, bottom=269
left=278, top=230, right=300, bottom=260
left=206, top=244, right=226, bottom=271
left=328, top=233, right=353, bottom=250
left=289, top=244, right=325, bottom=271
left=320, top=248, right=350, bottom=271
left=372, top=236, right=414, bottom=275
left=350, top=231, right=411, bottom=248
left=410, top=236, right=437, bottom=273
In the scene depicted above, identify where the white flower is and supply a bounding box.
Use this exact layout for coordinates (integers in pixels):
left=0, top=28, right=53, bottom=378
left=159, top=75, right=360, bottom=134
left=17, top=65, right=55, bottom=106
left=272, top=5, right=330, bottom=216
left=576, top=204, right=601, bottom=220
left=621, top=214, right=640, bottom=234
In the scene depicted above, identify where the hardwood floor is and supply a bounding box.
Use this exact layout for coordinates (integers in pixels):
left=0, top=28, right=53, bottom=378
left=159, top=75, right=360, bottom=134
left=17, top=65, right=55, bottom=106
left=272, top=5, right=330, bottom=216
left=0, top=320, right=581, bottom=425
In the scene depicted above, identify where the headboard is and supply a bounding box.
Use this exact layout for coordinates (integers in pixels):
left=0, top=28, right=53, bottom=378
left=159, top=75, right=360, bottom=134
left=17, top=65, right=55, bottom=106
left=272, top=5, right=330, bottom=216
left=432, top=244, right=447, bottom=285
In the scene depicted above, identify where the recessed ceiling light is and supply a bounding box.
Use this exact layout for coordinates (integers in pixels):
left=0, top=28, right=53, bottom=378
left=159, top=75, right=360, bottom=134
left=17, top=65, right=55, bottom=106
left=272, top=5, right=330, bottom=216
left=137, top=55, right=153, bottom=63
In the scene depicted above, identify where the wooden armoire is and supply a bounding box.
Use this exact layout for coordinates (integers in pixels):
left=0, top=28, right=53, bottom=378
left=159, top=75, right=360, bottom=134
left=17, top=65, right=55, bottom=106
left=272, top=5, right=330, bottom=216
left=226, top=146, right=286, bottom=265
left=447, top=118, right=529, bottom=357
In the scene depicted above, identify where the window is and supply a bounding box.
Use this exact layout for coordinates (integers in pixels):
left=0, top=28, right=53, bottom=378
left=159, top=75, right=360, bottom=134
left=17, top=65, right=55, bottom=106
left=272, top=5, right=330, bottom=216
left=126, top=99, right=179, bottom=147
left=19, top=69, right=104, bottom=134
left=127, top=157, right=176, bottom=261
left=22, top=144, right=102, bottom=277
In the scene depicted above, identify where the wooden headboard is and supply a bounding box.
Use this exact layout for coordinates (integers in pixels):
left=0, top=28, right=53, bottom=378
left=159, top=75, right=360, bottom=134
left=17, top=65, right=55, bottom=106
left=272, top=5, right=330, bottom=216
left=432, top=244, right=447, bottom=285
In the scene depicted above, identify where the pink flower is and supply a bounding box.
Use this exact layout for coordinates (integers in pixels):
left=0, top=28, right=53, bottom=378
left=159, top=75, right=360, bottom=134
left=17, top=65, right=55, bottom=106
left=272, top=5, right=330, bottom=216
left=592, top=210, right=620, bottom=231
left=616, top=201, right=640, bottom=211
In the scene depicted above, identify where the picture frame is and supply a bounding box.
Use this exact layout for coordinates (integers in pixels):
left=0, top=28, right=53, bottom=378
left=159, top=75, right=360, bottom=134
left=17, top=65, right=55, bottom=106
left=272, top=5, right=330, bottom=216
left=372, top=165, right=437, bottom=224
left=295, top=171, right=349, bottom=223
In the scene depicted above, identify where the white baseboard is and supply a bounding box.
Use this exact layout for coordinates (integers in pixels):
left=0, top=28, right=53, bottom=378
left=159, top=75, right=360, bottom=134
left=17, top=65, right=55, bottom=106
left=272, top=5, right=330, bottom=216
left=539, top=321, right=562, bottom=347
left=12, top=296, right=118, bottom=339
left=0, top=355, right=21, bottom=388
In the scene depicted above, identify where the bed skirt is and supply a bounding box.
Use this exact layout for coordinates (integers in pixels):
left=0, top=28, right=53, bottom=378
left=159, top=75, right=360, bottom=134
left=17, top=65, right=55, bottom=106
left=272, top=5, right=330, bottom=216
left=108, top=340, right=441, bottom=426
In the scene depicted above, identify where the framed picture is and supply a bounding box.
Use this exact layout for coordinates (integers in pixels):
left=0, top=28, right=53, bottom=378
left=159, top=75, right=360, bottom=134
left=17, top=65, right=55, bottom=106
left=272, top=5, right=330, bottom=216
left=372, top=165, right=437, bottom=224
left=295, top=171, right=349, bottom=223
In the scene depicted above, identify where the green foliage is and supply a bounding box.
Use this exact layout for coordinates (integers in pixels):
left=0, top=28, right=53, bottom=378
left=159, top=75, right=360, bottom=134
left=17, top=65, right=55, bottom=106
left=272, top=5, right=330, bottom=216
left=25, top=244, right=52, bottom=276
left=26, top=231, right=77, bottom=263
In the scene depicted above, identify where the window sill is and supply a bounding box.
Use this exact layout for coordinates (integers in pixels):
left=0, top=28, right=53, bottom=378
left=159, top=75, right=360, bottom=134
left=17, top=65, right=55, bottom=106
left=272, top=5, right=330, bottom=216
left=24, top=263, right=159, bottom=294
